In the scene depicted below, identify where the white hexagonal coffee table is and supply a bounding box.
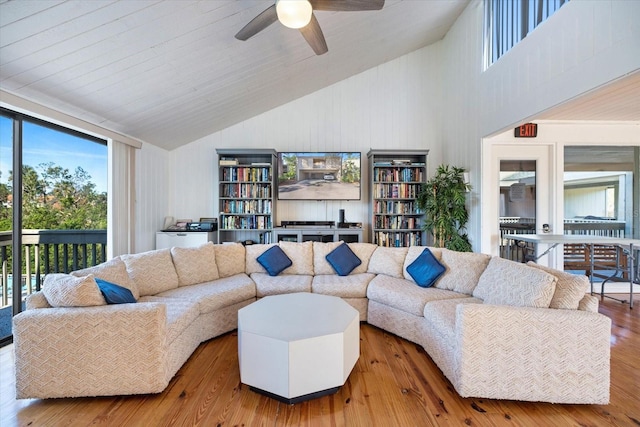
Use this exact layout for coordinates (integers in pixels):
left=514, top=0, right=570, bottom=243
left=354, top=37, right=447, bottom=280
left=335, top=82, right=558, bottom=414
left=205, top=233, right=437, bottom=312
left=238, top=292, right=360, bottom=404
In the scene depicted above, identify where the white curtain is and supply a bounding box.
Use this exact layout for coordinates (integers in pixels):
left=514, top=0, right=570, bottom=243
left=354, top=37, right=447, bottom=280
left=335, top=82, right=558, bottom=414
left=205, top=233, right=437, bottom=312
left=108, top=140, right=136, bottom=258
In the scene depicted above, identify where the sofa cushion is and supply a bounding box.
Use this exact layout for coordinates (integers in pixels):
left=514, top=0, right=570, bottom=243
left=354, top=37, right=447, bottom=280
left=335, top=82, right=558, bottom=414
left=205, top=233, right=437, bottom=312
left=71, top=257, right=139, bottom=300
left=348, top=243, right=378, bottom=274
left=578, top=294, right=599, bottom=313
left=473, top=257, right=557, bottom=308
left=245, top=244, right=276, bottom=274
left=423, top=297, right=484, bottom=342
left=214, top=243, right=246, bottom=278
left=257, top=245, right=292, bottom=276
left=279, top=240, right=314, bottom=275
left=95, top=278, right=136, bottom=304
left=434, top=249, right=491, bottom=295
left=156, top=274, right=256, bottom=314
left=367, top=247, right=409, bottom=278
left=250, top=273, right=312, bottom=297
left=170, top=242, right=219, bottom=287
left=121, top=249, right=179, bottom=296
left=42, top=273, right=105, bottom=307
left=366, top=274, right=470, bottom=317
left=137, top=295, right=200, bottom=345
left=311, top=273, right=375, bottom=298
left=313, top=241, right=343, bottom=275
left=406, top=248, right=446, bottom=288
left=326, top=242, right=361, bottom=276
left=26, top=291, right=51, bottom=309
left=314, top=242, right=376, bottom=275
left=527, top=262, right=589, bottom=310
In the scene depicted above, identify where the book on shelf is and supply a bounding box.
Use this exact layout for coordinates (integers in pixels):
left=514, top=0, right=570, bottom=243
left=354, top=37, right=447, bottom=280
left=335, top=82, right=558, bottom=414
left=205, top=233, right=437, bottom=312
left=251, top=162, right=271, bottom=166
left=219, top=157, right=238, bottom=165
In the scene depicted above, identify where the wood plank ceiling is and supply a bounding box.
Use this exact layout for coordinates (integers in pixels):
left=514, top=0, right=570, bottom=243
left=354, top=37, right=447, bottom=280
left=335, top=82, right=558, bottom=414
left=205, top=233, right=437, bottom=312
left=0, top=0, right=469, bottom=150
left=1, top=1, right=637, bottom=151
left=535, top=70, right=640, bottom=122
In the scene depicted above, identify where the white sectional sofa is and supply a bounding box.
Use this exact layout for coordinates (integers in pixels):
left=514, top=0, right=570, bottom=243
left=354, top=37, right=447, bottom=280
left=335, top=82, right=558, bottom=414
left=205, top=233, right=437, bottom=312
left=13, top=241, right=611, bottom=404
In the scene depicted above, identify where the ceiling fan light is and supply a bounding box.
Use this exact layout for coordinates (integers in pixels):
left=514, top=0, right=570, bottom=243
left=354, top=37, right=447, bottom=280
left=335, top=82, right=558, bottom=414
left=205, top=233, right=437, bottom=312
left=276, top=0, right=313, bottom=29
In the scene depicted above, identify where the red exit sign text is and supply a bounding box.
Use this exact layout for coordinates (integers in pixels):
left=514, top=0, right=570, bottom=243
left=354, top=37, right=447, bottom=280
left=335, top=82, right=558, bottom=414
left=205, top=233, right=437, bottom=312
left=514, top=123, right=538, bottom=138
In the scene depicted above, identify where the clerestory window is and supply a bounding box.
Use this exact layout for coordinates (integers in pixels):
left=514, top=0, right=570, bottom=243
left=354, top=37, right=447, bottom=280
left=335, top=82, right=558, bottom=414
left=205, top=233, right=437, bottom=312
left=484, top=0, right=569, bottom=68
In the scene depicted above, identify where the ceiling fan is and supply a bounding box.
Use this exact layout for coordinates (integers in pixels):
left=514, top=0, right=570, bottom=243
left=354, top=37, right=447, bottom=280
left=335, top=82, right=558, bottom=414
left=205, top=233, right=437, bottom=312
left=235, top=0, right=385, bottom=55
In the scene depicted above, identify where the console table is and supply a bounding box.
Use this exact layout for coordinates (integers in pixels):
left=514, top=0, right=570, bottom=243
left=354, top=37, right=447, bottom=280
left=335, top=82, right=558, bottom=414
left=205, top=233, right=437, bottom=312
left=503, top=234, right=640, bottom=308
left=272, top=227, right=363, bottom=243
left=155, top=231, right=216, bottom=249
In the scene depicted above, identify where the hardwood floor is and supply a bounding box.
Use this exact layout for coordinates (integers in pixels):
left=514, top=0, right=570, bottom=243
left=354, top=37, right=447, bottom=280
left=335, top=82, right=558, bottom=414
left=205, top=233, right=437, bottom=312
left=1, top=296, right=638, bottom=427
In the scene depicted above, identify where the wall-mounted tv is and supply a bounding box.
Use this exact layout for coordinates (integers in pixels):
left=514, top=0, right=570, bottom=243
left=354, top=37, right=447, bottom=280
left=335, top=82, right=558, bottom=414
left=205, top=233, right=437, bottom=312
left=277, top=152, right=361, bottom=200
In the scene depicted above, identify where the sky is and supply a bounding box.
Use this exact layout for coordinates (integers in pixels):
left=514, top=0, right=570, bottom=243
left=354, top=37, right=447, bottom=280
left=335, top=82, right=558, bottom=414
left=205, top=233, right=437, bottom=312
left=0, top=116, right=107, bottom=193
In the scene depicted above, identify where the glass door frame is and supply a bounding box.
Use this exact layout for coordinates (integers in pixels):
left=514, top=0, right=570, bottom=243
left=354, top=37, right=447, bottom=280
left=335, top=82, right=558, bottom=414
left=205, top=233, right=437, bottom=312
left=481, top=141, right=557, bottom=265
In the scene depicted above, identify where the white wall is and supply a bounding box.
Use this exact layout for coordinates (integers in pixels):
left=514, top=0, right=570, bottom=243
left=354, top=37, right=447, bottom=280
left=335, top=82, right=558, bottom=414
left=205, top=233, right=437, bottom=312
left=165, top=43, right=444, bottom=243
left=480, top=0, right=640, bottom=137
left=440, top=0, right=639, bottom=251
left=439, top=1, right=485, bottom=250
left=564, top=186, right=609, bottom=219
left=136, top=0, right=639, bottom=252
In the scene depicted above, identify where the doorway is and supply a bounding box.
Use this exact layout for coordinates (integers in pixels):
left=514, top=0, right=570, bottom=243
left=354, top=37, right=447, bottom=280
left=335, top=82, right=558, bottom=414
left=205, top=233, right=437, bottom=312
left=482, top=143, right=555, bottom=264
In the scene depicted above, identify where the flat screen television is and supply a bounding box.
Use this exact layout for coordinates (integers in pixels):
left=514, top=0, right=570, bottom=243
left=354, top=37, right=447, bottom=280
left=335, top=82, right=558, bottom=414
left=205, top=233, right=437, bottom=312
left=277, top=152, right=361, bottom=200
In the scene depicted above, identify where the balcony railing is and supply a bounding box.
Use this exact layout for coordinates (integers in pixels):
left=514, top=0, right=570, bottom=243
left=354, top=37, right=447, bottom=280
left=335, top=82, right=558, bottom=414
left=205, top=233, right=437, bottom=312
left=499, top=218, right=627, bottom=262
left=0, top=229, right=107, bottom=308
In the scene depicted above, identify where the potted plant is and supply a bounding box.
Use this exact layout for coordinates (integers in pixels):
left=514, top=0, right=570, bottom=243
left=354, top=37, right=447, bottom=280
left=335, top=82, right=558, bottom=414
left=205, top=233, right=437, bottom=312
left=416, top=164, right=472, bottom=252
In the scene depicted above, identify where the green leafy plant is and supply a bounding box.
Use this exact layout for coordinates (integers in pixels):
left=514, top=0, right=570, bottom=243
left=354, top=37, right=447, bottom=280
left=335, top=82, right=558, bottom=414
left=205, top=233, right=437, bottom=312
left=416, top=164, right=472, bottom=252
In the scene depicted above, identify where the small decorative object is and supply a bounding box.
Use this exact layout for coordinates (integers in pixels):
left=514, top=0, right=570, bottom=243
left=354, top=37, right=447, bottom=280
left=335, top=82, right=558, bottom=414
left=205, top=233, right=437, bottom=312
left=416, top=164, right=472, bottom=252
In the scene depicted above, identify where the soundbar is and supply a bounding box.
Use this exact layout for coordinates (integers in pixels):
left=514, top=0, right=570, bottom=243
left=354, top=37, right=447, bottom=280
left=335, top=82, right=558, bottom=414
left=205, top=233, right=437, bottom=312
left=281, top=221, right=335, bottom=228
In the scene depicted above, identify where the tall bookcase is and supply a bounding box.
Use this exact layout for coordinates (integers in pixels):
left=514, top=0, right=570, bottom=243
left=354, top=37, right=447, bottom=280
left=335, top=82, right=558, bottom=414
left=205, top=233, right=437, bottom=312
left=216, top=148, right=277, bottom=244
left=367, top=149, right=428, bottom=247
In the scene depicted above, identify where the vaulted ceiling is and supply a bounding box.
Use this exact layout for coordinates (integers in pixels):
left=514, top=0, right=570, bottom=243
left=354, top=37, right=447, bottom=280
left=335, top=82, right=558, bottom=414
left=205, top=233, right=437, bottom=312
left=0, top=0, right=469, bottom=150
left=1, top=1, right=637, bottom=152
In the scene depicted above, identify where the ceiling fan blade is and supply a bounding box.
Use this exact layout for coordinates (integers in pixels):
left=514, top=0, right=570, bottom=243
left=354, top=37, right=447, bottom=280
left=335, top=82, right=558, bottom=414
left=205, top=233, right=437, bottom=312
left=300, top=13, right=328, bottom=55
left=235, top=4, right=278, bottom=41
left=310, top=0, right=385, bottom=12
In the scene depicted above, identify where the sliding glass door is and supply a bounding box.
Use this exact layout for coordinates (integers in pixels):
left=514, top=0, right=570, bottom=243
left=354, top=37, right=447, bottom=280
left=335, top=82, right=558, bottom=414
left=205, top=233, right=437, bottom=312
left=563, top=145, right=639, bottom=292
left=0, top=109, right=108, bottom=346
left=563, top=146, right=637, bottom=239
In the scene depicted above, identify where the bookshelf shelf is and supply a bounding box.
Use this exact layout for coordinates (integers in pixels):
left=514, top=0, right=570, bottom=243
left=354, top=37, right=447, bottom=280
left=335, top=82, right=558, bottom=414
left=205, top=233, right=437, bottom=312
left=216, top=148, right=277, bottom=244
left=367, top=149, right=428, bottom=247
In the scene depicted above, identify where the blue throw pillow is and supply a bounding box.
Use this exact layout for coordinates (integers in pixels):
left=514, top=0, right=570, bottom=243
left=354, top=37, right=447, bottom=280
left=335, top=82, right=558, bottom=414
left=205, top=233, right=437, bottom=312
left=95, top=278, right=136, bottom=304
left=257, top=245, right=292, bottom=276
left=406, top=248, right=446, bottom=288
left=326, top=242, right=362, bottom=276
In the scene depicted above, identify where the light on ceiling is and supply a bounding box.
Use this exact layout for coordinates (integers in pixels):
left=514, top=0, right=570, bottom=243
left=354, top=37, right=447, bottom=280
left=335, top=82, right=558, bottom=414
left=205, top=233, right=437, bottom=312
left=276, top=0, right=313, bottom=29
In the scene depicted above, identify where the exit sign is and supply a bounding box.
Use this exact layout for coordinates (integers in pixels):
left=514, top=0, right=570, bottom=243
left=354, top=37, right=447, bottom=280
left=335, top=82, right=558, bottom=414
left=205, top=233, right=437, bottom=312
left=514, top=123, right=538, bottom=138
